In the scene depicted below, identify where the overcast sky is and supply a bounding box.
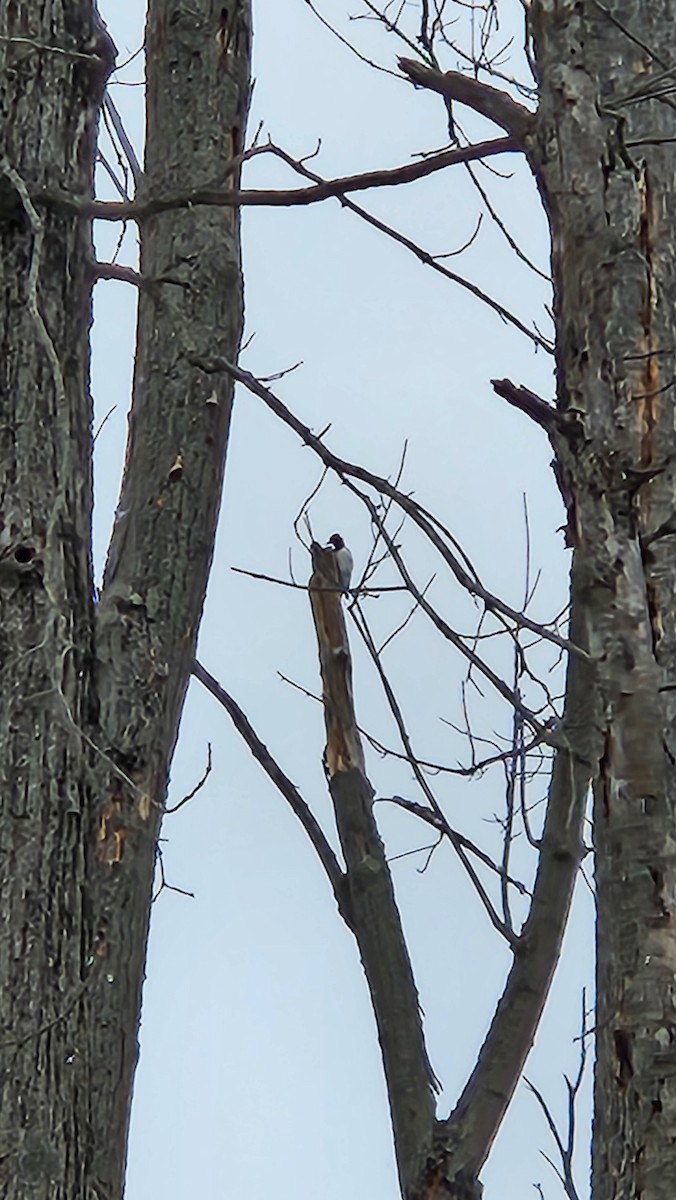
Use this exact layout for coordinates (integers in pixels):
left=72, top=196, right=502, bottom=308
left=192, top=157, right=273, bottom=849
left=95, top=4, right=593, bottom=1197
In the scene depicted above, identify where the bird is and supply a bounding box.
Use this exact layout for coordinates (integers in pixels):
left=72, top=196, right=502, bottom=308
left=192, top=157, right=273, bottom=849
left=327, top=533, right=353, bottom=596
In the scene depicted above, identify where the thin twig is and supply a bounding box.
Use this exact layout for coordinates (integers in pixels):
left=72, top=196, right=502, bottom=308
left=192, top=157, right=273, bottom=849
left=192, top=659, right=350, bottom=922
left=382, top=794, right=529, bottom=896
left=353, top=605, right=520, bottom=944
left=94, top=406, right=117, bottom=443
left=302, top=0, right=401, bottom=76
left=152, top=845, right=195, bottom=903
left=97, top=149, right=129, bottom=200
left=465, top=161, right=550, bottom=280
left=204, top=361, right=581, bottom=662
left=358, top=441, right=409, bottom=591
left=103, top=93, right=142, bottom=184
left=231, top=565, right=407, bottom=593
left=165, top=744, right=213, bottom=813
left=257, top=143, right=551, bottom=351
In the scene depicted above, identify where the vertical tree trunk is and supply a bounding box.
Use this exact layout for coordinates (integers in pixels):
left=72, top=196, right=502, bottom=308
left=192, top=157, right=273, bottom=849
left=0, top=4, right=116, bottom=1195
left=531, top=3, right=676, bottom=1195
left=0, top=3, right=250, bottom=1196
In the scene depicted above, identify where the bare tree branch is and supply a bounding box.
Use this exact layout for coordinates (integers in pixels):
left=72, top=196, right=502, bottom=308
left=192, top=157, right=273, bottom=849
left=277, top=666, right=549, bottom=782
left=491, top=378, right=559, bottom=430
left=525, top=1076, right=582, bottom=1200
left=231, top=565, right=407, bottom=593
left=38, top=136, right=519, bottom=220
left=398, top=57, right=536, bottom=143
left=302, top=0, right=402, bottom=77
left=352, top=605, right=520, bottom=944
left=102, top=93, right=142, bottom=184
left=256, top=142, right=551, bottom=351
left=465, top=162, right=550, bottom=281
left=382, top=793, right=530, bottom=898
left=165, top=744, right=213, bottom=814
left=430, top=577, right=599, bottom=1183
left=191, top=659, right=351, bottom=924
left=152, top=846, right=195, bottom=904
left=194, top=359, right=583, bottom=669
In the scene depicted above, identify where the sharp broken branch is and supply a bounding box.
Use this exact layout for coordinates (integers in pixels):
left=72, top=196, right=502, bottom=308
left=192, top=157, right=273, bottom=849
left=491, top=378, right=558, bottom=430
left=307, top=545, right=438, bottom=1192
left=398, top=57, right=536, bottom=144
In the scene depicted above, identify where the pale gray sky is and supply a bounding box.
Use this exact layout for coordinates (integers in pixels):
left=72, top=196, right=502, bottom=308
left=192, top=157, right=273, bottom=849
left=94, top=4, right=593, bottom=1197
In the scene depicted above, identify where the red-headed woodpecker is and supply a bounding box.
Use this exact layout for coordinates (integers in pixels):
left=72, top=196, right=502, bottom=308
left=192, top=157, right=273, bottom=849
left=327, top=533, right=353, bottom=595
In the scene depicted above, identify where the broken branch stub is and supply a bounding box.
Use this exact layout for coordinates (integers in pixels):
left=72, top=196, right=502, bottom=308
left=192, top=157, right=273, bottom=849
left=309, top=541, right=365, bottom=776
left=308, top=542, right=437, bottom=1194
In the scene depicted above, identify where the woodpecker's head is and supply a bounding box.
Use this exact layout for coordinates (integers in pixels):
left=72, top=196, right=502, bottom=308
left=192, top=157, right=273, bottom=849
left=326, top=533, right=353, bottom=594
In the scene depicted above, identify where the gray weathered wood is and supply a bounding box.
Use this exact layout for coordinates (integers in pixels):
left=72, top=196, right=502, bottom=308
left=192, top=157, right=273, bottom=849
left=530, top=2, right=676, bottom=1195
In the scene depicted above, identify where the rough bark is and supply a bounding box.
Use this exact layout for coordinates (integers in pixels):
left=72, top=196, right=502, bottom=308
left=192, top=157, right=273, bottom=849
left=0, top=2, right=250, bottom=1196
left=0, top=6, right=116, bottom=1195
left=89, top=0, right=249, bottom=1192
left=529, top=2, right=676, bottom=1197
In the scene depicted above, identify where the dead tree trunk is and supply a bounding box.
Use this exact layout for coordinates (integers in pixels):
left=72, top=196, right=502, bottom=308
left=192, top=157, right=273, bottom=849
left=530, top=3, right=676, bottom=1196
left=0, top=3, right=250, bottom=1196
left=0, top=7, right=117, bottom=1194
left=309, top=544, right=437, bottom=1197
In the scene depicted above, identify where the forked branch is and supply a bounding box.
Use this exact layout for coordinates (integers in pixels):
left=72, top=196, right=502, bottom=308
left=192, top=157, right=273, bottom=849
left=199, top=455, right=599, bottom=1198
left=427, top=568, right=600, bottom=1189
